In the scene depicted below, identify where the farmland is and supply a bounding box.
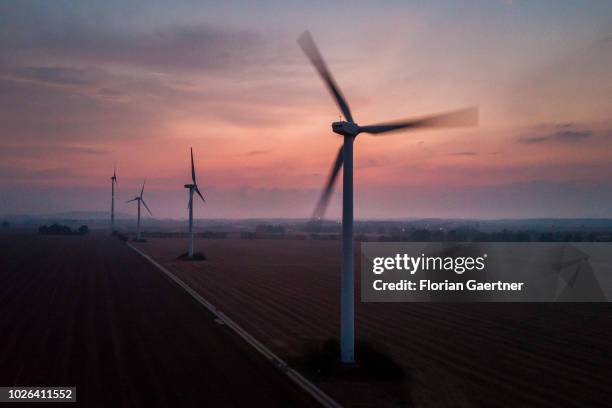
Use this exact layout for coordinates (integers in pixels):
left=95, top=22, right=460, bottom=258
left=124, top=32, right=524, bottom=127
left=134, top=237, right=612, bottom=407
left=0, top=232, right=317, bottom=407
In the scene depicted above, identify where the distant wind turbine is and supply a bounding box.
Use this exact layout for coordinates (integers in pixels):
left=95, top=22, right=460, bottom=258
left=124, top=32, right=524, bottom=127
left=110, top=165, right=118, bottom=233
left=298, top=30, right=478, bottom=363
left=184, top=148, right=205, bottom=259
left=126, top=179, right=152, bottom=242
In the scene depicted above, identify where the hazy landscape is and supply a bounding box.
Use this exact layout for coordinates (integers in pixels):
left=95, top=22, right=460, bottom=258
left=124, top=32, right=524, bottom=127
left=0, top=231, right=317, bottom=407
left=2, top=1, right=612, bottom=406
left=1, top=221, right=611, bottom=406
left=129, top=235, right=611, bottom=407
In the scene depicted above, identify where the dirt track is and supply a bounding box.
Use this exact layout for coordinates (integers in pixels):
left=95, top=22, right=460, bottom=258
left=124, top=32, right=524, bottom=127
left=135, top=237, right=612, bottom=407
left=0, top=232, right=318, bottom=407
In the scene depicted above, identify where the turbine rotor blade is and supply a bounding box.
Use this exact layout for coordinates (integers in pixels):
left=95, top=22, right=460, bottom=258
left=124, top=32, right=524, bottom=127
left=126, top=198, right=137, bottom=203
left=359, top=107, right=478, bottom=135
left=194, top=185, right=205, bottom=203
left=141, top=199, right=152, bottom=216
left=191, top=147, right=196, bottom=184
left=140, top=179, right=146, bottom=198
left=297, top=31, right=354, bottom=123
left=312, top=145, right=343, bottom=220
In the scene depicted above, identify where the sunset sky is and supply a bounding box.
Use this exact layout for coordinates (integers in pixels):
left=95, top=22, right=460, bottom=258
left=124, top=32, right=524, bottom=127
left=1, top=1, right=611, bottom=219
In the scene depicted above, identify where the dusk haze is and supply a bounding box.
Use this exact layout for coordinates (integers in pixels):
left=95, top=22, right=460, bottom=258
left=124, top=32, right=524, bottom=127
left=2, top=1, right=611, bottom=219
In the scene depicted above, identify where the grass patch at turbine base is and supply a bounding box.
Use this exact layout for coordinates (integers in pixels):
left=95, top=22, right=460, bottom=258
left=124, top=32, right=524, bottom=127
left=292, top=339, right=406, bottom=381
left=177, top=252, right=207, bottom=261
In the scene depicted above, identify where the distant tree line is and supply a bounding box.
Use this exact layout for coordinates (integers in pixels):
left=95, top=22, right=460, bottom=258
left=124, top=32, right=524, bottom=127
left=378, top=227, right=612, bottom=242
left=255, top=224, right=287, bottom=234
left=144, top=231, right=228, bottom=239
left=38, top=224, right=89, bottom=236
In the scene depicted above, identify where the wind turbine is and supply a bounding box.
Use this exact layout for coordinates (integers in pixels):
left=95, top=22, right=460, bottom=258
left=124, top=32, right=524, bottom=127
left=298, top=31, right=478, bottom=363
left=110, top=165, right=118, bottom=233
left=184, top=147, right=205, bottom=258
left=126, top=179, right=152, bottom=242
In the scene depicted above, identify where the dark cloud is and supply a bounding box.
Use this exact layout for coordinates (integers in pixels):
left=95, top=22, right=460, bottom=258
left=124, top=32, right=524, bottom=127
left=555, top=123, right=575, bottom=130
left=450, top=151, right=477, bottom=156
left=0, top=144, right=109, bottom=159
left=2, top=18, right=266, bottom=75
left=0, top=165, right=78, bottom=181
left=598, top=33, right=612, bottom=44
left=97, top=88, right=122, bottom=96
left=14, top=66, right=96, bottom=86
left=0, top=73, right=171, bottom=145
left=517, top=124, right=593, bottom=144
left=210, top=102, right=289, bottom=127
left=358, top=158, right=386, bottom=169
left=32, top=168, right=78, bottom=178
left=554, top=130, right=592, bottom=141
left=518, top=136, right=549, bottom=144
left=65, top=145, right=109, bottom=155
left=245, top=149, right=272, bottom=156
left=0, top=3, right=306, bottom=153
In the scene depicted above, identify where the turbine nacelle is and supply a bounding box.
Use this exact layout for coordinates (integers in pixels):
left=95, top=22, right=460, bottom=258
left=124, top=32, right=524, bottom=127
left=332, top=121, right=360, bottom=137
left=184, top=183, right=194, bottom=189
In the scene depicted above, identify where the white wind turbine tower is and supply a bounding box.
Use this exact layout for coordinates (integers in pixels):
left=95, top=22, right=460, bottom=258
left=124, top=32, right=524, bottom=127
left=110, top=165, right=117, bottom=233
left=184, top=148, right=205, bottom=258
left=126, top=179, right=152, bottom=242
left=298, top=31, right=478, bottom=363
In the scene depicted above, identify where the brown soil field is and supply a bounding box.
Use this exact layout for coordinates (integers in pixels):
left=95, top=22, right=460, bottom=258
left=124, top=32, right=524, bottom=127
left=133, top=237, right=612, bottom=407
left=0, top=232, right=318, bottom=407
